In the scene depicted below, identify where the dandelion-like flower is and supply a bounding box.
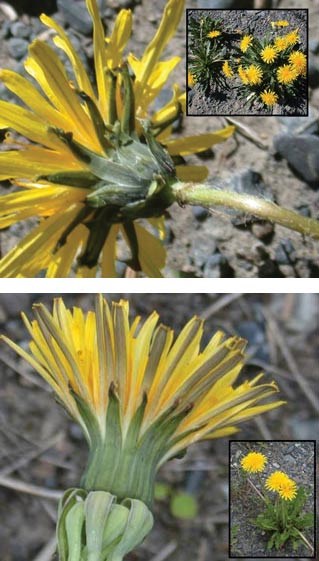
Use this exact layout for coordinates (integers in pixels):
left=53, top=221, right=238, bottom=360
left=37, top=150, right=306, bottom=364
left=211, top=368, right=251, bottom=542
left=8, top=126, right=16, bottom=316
left=265, top=471, right=297, bottom=501
left=245, top=64, right=263, bottom=85
left=284, top=29, right=300, bottom=47
left=278, top=478, right=298, bottom=501
left=289, top=51, right=307, bottom=75
left=274, top=36, right=289, bottom=52
left=222, top=60, right=233, bottom=78
left=260, top=89, right=278, bottom=106
left=241, top=451, right=268, bottom=473
left=260, top=45, right=278, bottom=64
left=208, top=30, right=221, bottom=39
left=238, top=65, right=249, bottom=85
left=265, top=471, right=291, bottom=492
left=277, top=64, right=298, bottom=84
left=2, top=296, right=284, bottom=505
left=240, top=35, right=253, bottom=53
left=271, top=20, right=289, bottom=28
left=188, top=72, right=196, bottom=88
left=0, top=0, right=234, bottom=278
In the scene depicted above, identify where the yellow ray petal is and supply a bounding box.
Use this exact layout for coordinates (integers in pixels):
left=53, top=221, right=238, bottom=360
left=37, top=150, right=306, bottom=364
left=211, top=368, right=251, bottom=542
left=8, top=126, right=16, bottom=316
left=176, top=165, right=209, bottom=182
left=133, top=223, right=166, bottom=278
left=133, top=0, right=184, bottom=97
left=0, top=147, right=85, bottom=181
left=0, top=206, right=82, bottom=277
left=165, top=126, right=235, bottom=156
left=152, top=85, right=185, bottom=125
left=86, top=0, right=108, bottom=120
left=129, top=56, right=180, bottom=113
left=0, top=69, right=76, bottom=133
left=102, top=225, right=119, bottom=277
left=46, top=224, right=88, bottom=278
left=40, top=14, right=96, bottom=101
left=25, top=40, right=98, bottom=148
left=0, top=186, right=86, bottom=227
left=105, top=9, right=132, bottom=69
left=0, top=101, right=63, bottom=150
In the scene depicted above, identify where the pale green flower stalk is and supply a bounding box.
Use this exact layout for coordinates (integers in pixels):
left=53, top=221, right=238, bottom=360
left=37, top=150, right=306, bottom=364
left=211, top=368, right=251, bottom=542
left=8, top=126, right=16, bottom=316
left=2, top=296, right=285, bottom=560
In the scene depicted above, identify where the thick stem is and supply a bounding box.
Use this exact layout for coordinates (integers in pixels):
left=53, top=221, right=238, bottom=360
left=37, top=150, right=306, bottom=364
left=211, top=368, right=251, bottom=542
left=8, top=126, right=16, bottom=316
left=173, top=182, right=319, bottom=239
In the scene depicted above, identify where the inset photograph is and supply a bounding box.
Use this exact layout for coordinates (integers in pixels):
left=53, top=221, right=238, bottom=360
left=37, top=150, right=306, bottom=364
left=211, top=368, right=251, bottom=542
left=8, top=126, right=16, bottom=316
left=187, top=9, right=308, bottom=116
left=229, top=441, right=315, bottom=558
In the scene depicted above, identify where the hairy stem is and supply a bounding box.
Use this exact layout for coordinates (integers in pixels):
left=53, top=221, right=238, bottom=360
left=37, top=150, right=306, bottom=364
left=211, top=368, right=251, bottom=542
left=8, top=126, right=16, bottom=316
left=173, top=182, right=319, bottom=239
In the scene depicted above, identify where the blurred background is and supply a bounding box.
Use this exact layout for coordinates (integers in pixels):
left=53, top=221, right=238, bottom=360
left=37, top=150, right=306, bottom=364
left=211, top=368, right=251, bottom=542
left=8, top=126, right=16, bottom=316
left=0, top=293, right=318, bottom=561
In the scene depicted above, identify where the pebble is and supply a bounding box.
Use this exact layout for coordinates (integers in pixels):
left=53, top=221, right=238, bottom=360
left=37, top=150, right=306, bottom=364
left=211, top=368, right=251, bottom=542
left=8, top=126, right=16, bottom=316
left=276, top=107, right=319, bottom=135
left=203, top=252, right=234, bottom=277
left=57, top=0, right=93, bottom=35
left=275, top=239, right=296, bottom=266
left=7, top=37, right=29, bottom=59
left=309, top=55, right=319, bottom=88
left=309, top=38, right=319, bottom=54
left=235, top=320, right=269, bottom=362
left=192, top=206, right=210, bottom=221
left=10, top=21, right=32, bottom=39
left=274, top=134, right=319, bottom=187
left=251, top=222, right=274, bottom=242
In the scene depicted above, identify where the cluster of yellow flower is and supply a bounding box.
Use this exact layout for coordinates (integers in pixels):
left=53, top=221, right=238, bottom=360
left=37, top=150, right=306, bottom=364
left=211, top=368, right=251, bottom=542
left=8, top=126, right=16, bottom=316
left=235, top=23, right=307, bottom=107
left=240, top=451, right=298, bottom=501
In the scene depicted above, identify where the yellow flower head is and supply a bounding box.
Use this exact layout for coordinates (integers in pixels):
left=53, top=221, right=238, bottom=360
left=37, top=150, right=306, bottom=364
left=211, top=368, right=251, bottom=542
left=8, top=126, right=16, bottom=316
left=208, top=30, right=221, bottom=39
left=260, top=45, right=278, bottom=64
left=265, top=471, right=297, bottom=501
left=245, top=64, right=263, bottom=85
left=188, top=72, right=195, bottom=87
left=265, top=471, right=291, bottom=492
left=284, top=29, right=300, bottom=47
left=241, top=451, right=267, bottom=473
left=289, top=51, right=307, bottom=75
left=238, top=65, right=249, bottom=85
left=2, top=296, right=284, bottom=503
left=0, top=0, right=234, bottom=279
left=277, top=64, right=298, bottom=84
left=271, top=20, right=289, bottom=28
left=222, top=60, right=233, bottom=78
left=240, top=35, right=253, bottom=53
left=274, top=36, right=288, bottom=52
left=260, top=89, right=278, bottom=106
left=278, top=478, right=298, bottom=501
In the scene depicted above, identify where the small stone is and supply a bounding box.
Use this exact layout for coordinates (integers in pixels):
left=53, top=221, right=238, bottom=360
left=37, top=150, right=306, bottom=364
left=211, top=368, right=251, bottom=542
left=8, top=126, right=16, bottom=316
left=57, top=0, right=93, bottom=35
left=276, top=107, right=319, bottom=135
left=10, top=21, right=32, bottom=39
left=7, top=37, right=29, bottom=60
left=309, top=56, right=319, bottom=88
left=0, top=20, right=11, bottom=40
left=192, top=206, right=209, bottom=221
left=203, top=253, right=223, bottom=278
left=275, top=240, right=296, bottom=265
left=309, top=38, right=319, bottom=54
left=203, top=252, right=234, bottom=277
left=274, top=133, right=319, bottom=186
left=252, top=221, right=274, bottom=242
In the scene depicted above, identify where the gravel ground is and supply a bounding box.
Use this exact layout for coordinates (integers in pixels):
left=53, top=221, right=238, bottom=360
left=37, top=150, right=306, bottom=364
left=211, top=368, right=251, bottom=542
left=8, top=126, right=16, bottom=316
left=0, top=292, right=318, bottom=561
left=0, top=0, right=318, bottom=278
left=230, top=441, right=315, bottom=558
left=187, top=9, right=308, bottom=116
